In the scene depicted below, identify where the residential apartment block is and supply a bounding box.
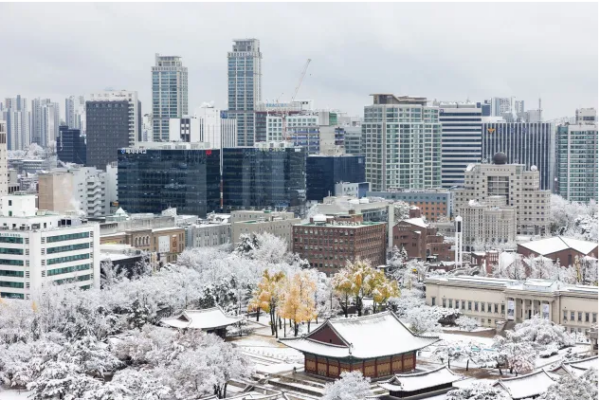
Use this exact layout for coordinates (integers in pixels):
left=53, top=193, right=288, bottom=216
left=362, top=94, right=442, bottom=191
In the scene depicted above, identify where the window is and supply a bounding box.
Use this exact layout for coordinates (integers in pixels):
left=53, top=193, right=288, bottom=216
left=455, top=300, right=460, bottom=309
left=442, top=299, right=446, bottom=308
left=47, top=253, right=90, bottom=266
left=571, top=311, right=575, bottom=321
left=586, top=313, right=590, bottom=323
left=488, top=303, right=492, bottom=313
left=461, top=300, right=465, bottom=310
left=594, top=313, right=597, bottom=323
left=46, top=232, right=90, bottom=243
left=501, top=304, right=505, bottom=314
left=0, top=237, right=23, bottom=244
left=563, top=310, right=568, bottom=321
left=47, top=243, right=90, bottom=254
left=578, top=312, right=582, bottom=322
left=494, top=304, right=498, bottom=314
left=468, top=301, right=472, bottom=311
left=474, top=302, right=479, bottom=311
left=431, top=297, right=436, bottom=306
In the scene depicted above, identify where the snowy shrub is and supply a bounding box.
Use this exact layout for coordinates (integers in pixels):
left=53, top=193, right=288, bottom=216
left=542, top=367, right=598, bottom=400
left=322, top=371, right=371, bottom=400
left=539, top=343, right=559, bottom=358
left=447, top=382, right=510, bottom=400
left=456, top=316, right=479, bottom=332
left=506, top=315, right=574, bottom=349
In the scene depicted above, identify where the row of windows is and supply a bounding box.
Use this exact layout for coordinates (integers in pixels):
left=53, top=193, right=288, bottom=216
left=0, top=259, right=24, bottom=266
left=0, top=247, right=23, bottom=255
left=47, top=263, right=92, bottom=277
left=47, top=242, right=90, bottom=254
left=0, top=270, right=24, bottom=277
left=54, top=274, right=92, bottom=286
left=47, top=232, right=90, bottom=243
left=0, top=281, right=24, bottom=288
left=47, top=253, right=90, bottom=266
left=0, top=237, right=23, bottom=244
left=562, top=310, right=597, bottom=324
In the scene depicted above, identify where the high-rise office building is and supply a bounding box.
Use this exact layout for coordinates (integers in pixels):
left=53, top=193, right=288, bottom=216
left=152, top=54, right=188, bottom=142
left=57, top=125, right=86, bottom=165
left=344, top=126, right=363, bottom=156
left=118, top=143, right=220, bottom=218
left=362, top=94, right=442, bottom=191
left=437, top=102, right=483, bottom=189
left=0, top=194, right=100, bottom=300
left=481, top=121, right=554, bottom=189
left=3, top=95, right=30, bottom=150
left=556, top=108, right=598, bottom=203
left=65, top=95, right=85, bottom=131
left=306, top=155, right=365, bottom=201
left=85, top=100, right=130, bottom=170
left=227, top=39, right=262, bottom=146
left=222, top=142, right=306, bottom=215
left=454, top=153, right=550, bottom=241
left=89, top=91, right=141, bottom=146
left=31, top=98, right=59, bottom=147
left=0, top=121, right=7, bottom=197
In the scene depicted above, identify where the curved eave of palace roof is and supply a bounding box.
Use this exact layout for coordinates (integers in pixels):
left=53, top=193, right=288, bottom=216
left=161, top=307, right=243, bottom=330
left=378, top=366, right=463, bottom=392
left=279, top=311, right=439, bottom=359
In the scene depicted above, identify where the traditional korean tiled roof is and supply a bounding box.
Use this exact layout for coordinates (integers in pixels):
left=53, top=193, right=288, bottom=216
left=161, top=307, right=243, bottom=330
left=378, top=366, right=463, bottom=392
left=279, top=311, right=439, bottom=359
left=494, top=370, right=557, bottom=399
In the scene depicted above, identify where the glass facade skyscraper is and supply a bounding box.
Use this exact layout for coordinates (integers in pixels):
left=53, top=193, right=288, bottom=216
left=306, top=155, right=366, bottom=201
left=227, top=39, right=262, bottom=146
left=222, top=143, right=306, bottom=215
left=556, top=123, right=598, bottom=203
left=481, top=122, right=554, bottom=190
left=152, top=54, right=188, bottom=142
left=437, top=102, right=482, bottom=189
left=117, top=145, right=220, bottom=218
left=86, top=101, right=130, bottom=170
left=57, top=125, right=86, bottom=165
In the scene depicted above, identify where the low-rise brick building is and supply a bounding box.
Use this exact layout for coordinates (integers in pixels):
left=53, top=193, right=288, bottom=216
left=392, top=209, right=453, bottom=262
left=292, top=213, right=386, bottom=275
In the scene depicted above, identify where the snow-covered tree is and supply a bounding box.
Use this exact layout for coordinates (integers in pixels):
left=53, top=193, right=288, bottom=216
left=456, top=316, right=479, bottom=332
left=446, top=382, right=510, bottom=400
left=432, top=341, right=464, bottom=368
left=405, top=306, right=442, bottom=335
left=542, top=367, right=598, bottom=400
left=278, top=270, right=317, bottom=337
left=495, top=337, right=535, bottom=375
left=393, top=201, right=411, bottom=222
left=322, top=371, right=371, bottom=400
left=506, top=315, right=574, bottom=349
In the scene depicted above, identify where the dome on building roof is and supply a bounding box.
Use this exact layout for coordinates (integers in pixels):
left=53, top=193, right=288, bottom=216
left=492, top=152, right=508, bottom=165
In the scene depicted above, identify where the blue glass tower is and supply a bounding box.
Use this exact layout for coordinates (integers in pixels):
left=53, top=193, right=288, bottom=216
left=152, top=54, right=188, bottom=142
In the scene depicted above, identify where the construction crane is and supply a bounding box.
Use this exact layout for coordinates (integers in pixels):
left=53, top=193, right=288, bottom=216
left=282, top=59, right=311, bottom=141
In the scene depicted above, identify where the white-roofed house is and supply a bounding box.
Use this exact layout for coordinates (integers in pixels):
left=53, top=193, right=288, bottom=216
left=517, top=236, right=598, bottom=265
left=279, top=311, right=439, bottom=380
left=378, top=366, right=464, bottom=398
left=161, top=307, right=243, bottom=338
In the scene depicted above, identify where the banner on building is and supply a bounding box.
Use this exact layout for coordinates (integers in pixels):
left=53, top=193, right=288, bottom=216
left=507, top=300, right=515, bottom=320
left=542, top=303, right=550, bottom=320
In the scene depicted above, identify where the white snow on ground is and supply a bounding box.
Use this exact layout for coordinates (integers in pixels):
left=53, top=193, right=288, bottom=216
left=255, top=363, right=304, bottom=375
left=233, top=337, right=304, bottom=363
left=0, top=390, right=31, bottom=400
left=443, top=327, right=495, bottom=333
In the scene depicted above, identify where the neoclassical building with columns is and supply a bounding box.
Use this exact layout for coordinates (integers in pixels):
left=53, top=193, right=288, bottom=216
left=425, top=276, right=598, bottom=334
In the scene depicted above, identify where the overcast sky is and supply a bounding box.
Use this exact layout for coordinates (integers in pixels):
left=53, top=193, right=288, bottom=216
left=0, top=2, right=597, bottom=120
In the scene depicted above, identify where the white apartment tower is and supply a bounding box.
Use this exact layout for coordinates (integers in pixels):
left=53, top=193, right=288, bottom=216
left=3, top=95, right=30, bottom=150
left=0, top=194, right=100, bottom=300
left=65, top=95, right=86, bottom=131
left=31, top=98, right=60, bottom=147
left=362, top=94, right=442, bottom=191
left=152, top=54, right=188, bottom=142
left=454, top=153, right=550, bottom=247
left=227, top=39, right=262, bottom=146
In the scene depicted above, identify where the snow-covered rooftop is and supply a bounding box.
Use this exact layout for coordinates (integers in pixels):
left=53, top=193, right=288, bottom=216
left=161, top=307, right=243, bottom=330
left=494, top=370, right=557, bottom=399
left=519, top=236, right=598, bottom=256
left=401, top=218, right=428, bottom=229
left=565, top=355, right=598, bottom=372
left=279, top=311, right=438, bottom=359
left=379, top=366, right=463, bottom=392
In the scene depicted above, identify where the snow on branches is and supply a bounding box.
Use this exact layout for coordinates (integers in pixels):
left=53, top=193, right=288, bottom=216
left=322, top=371, right=371, bottom=400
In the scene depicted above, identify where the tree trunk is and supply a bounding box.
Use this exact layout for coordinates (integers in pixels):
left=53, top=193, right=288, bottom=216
left=278, top=317, right=282, bottom=329
left=256, top=308, right=260, bottom=322
left=448, top=358, right=450, bottom=368
left=223, top=382, right=228, bottom=399
left=344, top=293, right=349, bottom=317
left=466, top=359, right=469, bottom=371
left=356, top=295, right=362, bottom=316
left=294, top=322, right=299, bottom=337
left=308, top=319, right=311, bottom=333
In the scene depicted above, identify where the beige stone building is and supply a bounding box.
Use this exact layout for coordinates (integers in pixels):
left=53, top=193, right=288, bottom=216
left=460, top=196, right=517, bottom=245
left=231, top=210, right=300, bottom=249
left=425, top=275, right=598, bottom=334
left=454, top=153, right=550, bottom=249
left=38, top=171, right=73, bottom=214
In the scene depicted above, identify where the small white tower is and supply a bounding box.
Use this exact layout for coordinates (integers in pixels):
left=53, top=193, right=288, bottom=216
left=454, top=215, right=463, bottom=267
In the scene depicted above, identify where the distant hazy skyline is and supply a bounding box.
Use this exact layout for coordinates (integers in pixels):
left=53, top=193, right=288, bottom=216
left=0, top=2, right=597, bottom=120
